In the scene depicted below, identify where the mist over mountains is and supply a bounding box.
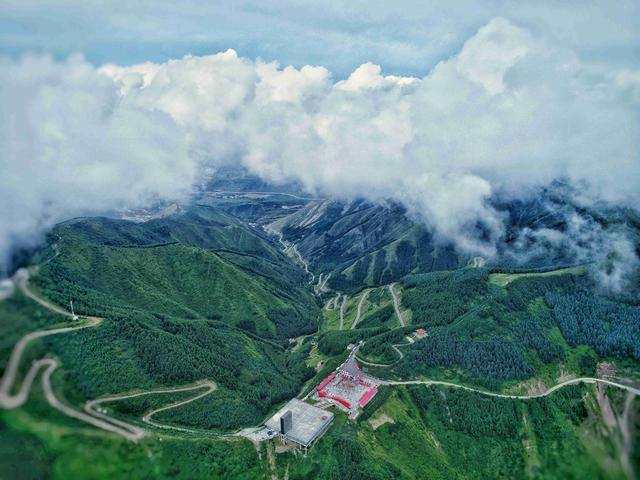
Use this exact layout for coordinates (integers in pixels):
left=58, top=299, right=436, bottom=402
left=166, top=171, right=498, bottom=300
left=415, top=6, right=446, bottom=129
left=1, top=18, right=638, bottom=288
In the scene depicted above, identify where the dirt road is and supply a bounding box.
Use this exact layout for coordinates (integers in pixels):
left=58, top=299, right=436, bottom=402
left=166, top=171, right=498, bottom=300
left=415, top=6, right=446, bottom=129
left=382, top=377, right=640, bottom=400
left=87, top=381, right=217, bottom=434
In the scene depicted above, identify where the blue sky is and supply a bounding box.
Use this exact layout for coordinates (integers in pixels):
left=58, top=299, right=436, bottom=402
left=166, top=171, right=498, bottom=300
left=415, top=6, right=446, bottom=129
left=1, top=0, right=637, bottom=78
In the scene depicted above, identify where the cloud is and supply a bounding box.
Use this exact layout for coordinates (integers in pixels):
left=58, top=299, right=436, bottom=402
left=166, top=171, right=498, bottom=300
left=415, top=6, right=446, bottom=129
left=0, top=54, right=195, bottom=269
left=1, top=17, right=638, bottom=290
left=509, top=210, right=640, bottom=293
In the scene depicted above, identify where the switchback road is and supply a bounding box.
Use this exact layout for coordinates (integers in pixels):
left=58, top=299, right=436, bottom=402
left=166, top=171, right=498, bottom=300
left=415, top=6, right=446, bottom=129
left=0, top=269, right=218, bottom=441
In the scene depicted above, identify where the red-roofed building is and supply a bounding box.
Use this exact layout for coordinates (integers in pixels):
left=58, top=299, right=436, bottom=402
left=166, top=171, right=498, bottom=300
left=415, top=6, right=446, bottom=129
left=358, top=387, right=378, bottom=408
left=316, top=373, right=336, bottom=391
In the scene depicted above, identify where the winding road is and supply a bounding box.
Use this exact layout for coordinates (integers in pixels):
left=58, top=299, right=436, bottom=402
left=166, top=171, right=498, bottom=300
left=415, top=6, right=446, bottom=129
left=324, top=293, right=341, bottom=311
left=87, top=381, right=217, bottom=434
left=3, top=261, right=638, bottom=447
left=0, top=269, right=219, bottom=441
left=382, top=377, right=640, bottom=400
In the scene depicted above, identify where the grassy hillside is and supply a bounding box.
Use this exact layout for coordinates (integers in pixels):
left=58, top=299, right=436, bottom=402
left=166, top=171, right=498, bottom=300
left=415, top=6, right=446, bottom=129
left=2, top=206, right=322, bottom=432
left=318, top=266, right=640, bottom=393
left=2, top=195, right=638, bottom=479
left=34, top=206, right=319, bottom=341
left=271, top=199, right=462, bottom=293
left=390, top=267, right=640, bottom=391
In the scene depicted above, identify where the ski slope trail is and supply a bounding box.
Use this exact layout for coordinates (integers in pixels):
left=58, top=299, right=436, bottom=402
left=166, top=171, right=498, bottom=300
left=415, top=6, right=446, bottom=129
left=350, top=289, right=371, bottom=330
left=339, top=295, right=347, bottom=330
left=388, top=284, right=405, bottom=327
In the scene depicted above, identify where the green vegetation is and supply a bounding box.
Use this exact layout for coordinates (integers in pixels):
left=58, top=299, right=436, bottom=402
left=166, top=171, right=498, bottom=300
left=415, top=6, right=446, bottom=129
left=274, top=384, right=632, bottom=479
left=34, top=207, right=319, bottom=341
left=330, top=228, right=462, bottom=293
left=387, top=267, right=640, bottom=391
left=3, top=206, right=321, bottom=433
left=402, top=268, right=490, bottom=326
left=488, top=265, right=587, bottom=287
left=546, top=291, right=640, bottom=360
left=0, top=403, right=263, bottom=479
left=2, top=198, right=639, bottom=479
left=44, top=313, right=314, bottom=430
left=0, top=290, right=66, bottom=373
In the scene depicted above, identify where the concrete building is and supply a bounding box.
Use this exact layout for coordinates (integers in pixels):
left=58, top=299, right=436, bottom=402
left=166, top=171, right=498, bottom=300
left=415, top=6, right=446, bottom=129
left=265, top=399, right=334, bottom=451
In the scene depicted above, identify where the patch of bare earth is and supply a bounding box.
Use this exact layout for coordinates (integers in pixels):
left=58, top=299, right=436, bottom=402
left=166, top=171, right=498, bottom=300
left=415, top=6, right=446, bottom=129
left=369, top=413, right=395, bottom=430
left=275, top=443, right=296, bottom=454
left=507, top=378, right=547, bottom=396
left=594, top=383, right=637, bottom=480
left=597, top=362, right=617, bottom=379
left=617, top=392, right=636, bottom=480
left=596, top=384, right=617, bottom=430
left=526, top=379, right=548, bottom=396
left=557, top=365, right=576, bottom=384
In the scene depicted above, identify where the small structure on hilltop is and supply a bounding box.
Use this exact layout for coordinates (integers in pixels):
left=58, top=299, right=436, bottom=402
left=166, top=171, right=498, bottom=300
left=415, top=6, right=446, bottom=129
left=414, top=328, right=427, bottom=339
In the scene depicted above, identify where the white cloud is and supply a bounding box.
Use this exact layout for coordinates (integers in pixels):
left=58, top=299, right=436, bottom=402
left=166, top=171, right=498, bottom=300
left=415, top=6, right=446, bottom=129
left=1, top=17, right=638, bottom=286
left=335, top=62, right=419, bottom=92
left=0, top=54, right=195, bottom=267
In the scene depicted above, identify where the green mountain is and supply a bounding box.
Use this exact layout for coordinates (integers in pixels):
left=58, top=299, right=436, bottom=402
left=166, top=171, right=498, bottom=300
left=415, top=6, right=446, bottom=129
left=1, top=189, right=639, bottom=480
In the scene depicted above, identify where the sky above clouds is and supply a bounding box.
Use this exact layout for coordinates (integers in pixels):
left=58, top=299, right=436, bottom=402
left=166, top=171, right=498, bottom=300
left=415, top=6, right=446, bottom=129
left=0, top=1, right=639, bottom=287
left=1, top=1, right=638, bottom=77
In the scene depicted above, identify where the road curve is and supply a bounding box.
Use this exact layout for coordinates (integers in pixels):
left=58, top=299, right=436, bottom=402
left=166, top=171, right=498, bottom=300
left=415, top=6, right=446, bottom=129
left=381, top=377, right=640, bottom=400
left=324, top=293, right=341, bottom=311
left=1, top=269, right=217, bottom=441
left=143, top=382, right=217, bottom=431
left=0, top=317, right=102, bottom=408
left=87, top=381, right=217, bottom=434
left=388, top=284, right=405, bottom=327
left=40, top=358, right=145, bottom=441
left=356, top=341, right=411, bottom=368
left=14, top=269, right=76, bottom=318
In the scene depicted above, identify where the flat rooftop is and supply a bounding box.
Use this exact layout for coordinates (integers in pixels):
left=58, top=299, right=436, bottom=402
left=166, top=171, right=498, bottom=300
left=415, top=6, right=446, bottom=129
left=265, top=398, right=334, bottom=447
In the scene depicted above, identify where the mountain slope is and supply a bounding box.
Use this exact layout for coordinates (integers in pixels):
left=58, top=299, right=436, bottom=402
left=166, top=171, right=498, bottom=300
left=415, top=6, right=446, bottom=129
left=34, top=205, right=319, bottom=340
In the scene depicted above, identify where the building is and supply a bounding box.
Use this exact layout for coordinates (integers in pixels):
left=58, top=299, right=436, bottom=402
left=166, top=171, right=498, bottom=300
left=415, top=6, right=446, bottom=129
left=265, top=399, right=334, bottom=451
left=415, top=328, right=427, bottom=338
left=313, top=346, right=380, bottom=417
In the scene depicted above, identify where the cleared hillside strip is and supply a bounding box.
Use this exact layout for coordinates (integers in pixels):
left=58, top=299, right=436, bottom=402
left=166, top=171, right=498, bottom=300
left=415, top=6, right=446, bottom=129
left=388, top=283, right=405, bottom=327
left=350, top=289, right=371, bottom=330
